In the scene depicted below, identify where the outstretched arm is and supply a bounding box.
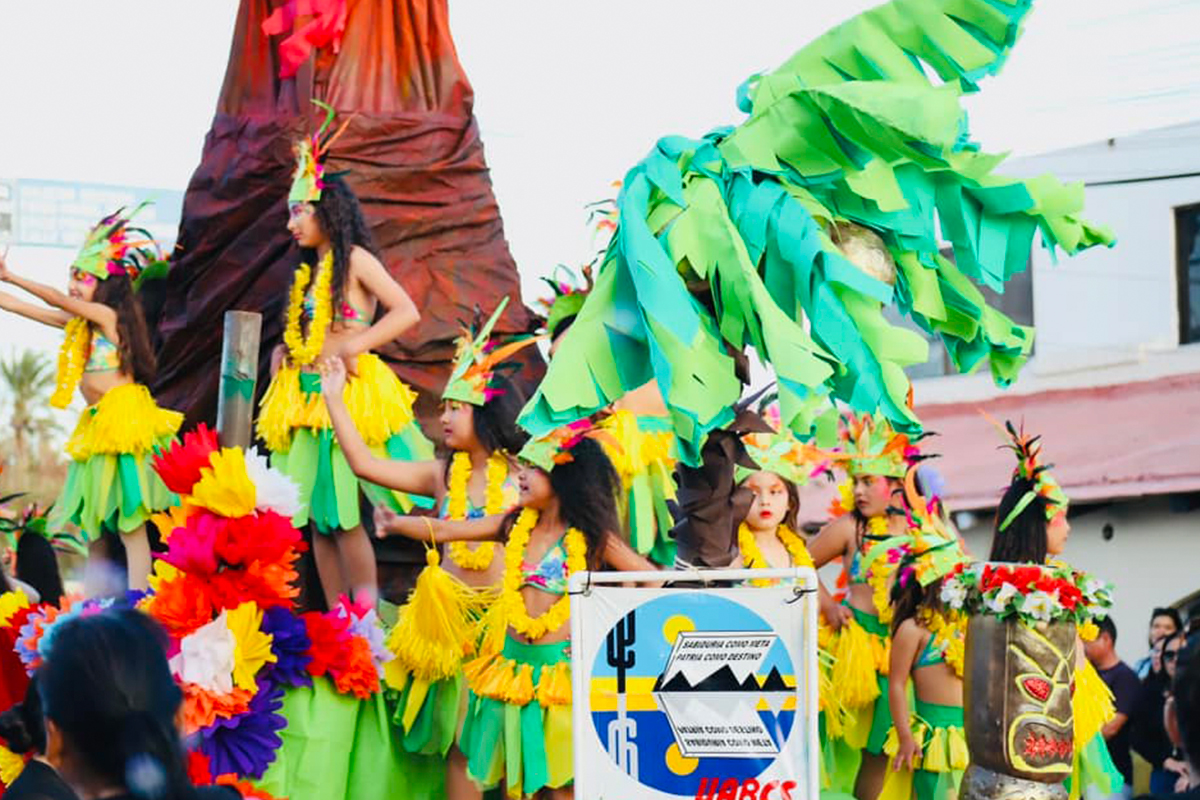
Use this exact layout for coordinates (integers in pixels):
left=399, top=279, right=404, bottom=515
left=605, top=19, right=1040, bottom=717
left=0, top=254, right=115, bottom=333
left=0, top=289, right=72, bottom=329
left=340, top=247, right=420, bottom=358
left=319, top=356, right=443, bottom=497
left=373, top=505, right=505, bottom=542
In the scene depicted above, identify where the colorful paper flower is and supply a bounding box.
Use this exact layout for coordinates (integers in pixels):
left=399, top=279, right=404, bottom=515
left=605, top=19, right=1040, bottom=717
left=301, top=611, right=352, bottom=678
left=329, top=634, right=381, bottom=699
left=244, top=448, right=302, bottom=518
left=181, top=683, right=253, bottom=735
left=161, top=512, right=221, bottom=576
left=212, top=511, right=303, bottom=572
left=227, top=602, right=276, bottom=694
left=145, top=569, right=216, bottom=637
left=260, top=606, right=313, bottom=689
left=198, top=681, right=287, bottom=780
left=171, top=612, right=237, bottom=694
left=191, top=448, right=258, bottom=518
left=152, top=424, right=220, bottom=495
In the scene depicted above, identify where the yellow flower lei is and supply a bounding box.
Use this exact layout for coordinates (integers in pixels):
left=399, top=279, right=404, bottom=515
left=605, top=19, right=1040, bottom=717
left=445, top=451, right=509, bottom=570
left=865, top=513, right=894, bottom=622
left=917, top=606, right=966, bottom=678
left=502, top=508, right=587, bottom=640
left=282, top=250, right=334, bottom=366
left=51, top=317, right=90, bottom=409
left=738, top=523, right=814, bottom=587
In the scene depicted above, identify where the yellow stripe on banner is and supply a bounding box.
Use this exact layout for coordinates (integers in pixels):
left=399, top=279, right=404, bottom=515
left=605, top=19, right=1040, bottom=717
left=589, top=674, right=798, bottom=712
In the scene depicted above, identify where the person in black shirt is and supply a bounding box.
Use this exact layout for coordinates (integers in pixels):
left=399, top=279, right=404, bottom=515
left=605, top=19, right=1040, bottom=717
left=0, top=675, right=77, bottom=800
left=1136, top=641, right=1200, bottom=800
left=1086, top=616, right=1143, bottom=795
left=36, top=609, right=241, bottom=800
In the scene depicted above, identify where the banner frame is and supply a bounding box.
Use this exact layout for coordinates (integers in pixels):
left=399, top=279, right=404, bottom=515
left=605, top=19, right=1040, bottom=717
left=568, top=567, right=821, bottom=800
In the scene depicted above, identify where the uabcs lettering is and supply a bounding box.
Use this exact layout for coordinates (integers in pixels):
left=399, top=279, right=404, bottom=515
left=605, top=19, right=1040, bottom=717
left=694, top=777, right=798, bottom=800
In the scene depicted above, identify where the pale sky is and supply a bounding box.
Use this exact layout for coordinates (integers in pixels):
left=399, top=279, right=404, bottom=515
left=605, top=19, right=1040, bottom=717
left=2, top=0, right=1200, bottom=411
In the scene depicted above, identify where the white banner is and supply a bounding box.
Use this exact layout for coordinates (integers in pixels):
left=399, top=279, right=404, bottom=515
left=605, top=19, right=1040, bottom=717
left=570, top=568, right=820, bottom=800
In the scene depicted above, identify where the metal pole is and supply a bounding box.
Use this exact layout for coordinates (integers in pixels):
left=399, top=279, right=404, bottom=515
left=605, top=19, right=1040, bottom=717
left=216, top=310, right=262, bottom=449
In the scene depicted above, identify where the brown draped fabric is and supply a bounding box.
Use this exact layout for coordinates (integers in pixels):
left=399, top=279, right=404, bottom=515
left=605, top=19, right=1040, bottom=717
left=148, top=0, right=540, bottom=430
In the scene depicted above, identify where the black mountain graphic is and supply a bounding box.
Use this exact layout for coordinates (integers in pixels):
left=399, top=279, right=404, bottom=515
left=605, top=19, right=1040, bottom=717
left=762, top=667, right=788, bottom=691
left=655, top=665, right=767, bottom=693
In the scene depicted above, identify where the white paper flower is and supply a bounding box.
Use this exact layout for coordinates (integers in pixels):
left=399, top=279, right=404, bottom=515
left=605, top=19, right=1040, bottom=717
left=169, top=611, right=236, bottom=694
left=1023, top=590, right=1059, bottom=622
left=245, top=447, right=303, bottom=518
left=985, top=582, right=1020, bottom=615
left=940, top=578, right=967, bottom=609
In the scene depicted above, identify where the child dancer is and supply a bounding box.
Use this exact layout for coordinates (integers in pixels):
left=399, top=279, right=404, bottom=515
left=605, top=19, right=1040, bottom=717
left=321, top=304, right=536, bottom=800
left=257, top=104, right=432, bottom=607
left=376, top=422, right=656, bottom=799
left=0, top=207, right=180, bottom=590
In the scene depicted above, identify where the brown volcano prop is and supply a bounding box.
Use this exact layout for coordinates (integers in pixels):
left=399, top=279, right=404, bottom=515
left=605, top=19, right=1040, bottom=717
left=147, top=0, right=541, bottom=430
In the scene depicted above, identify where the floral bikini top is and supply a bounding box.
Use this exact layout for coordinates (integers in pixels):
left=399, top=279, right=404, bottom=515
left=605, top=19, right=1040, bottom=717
left=522, top=537, right=569, bottom=595
left=84, top=330, right=121, bottom=373
left=302, top=293, right=372, bottom=326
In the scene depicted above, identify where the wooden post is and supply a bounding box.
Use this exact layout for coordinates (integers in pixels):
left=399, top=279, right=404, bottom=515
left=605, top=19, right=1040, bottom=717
left=216, top=311, right=263, bottom=449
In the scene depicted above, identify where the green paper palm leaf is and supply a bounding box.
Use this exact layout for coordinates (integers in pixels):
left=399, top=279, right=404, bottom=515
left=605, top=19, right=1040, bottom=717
left=521, top=0, right=1113, bottom=463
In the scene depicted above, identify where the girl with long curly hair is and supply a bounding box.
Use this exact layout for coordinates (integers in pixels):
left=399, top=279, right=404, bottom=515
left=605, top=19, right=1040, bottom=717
left=257, top=112, right=432, bottom=610
left=369, top=422, right=656, bottom=799
left=319, top=304, right=536, bottom=800
left=0, top=208, right=181, bottom=591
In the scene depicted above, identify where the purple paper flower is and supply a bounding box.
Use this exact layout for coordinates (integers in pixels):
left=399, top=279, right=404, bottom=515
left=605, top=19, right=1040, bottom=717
left=260, top=605, right=313, bottom=689
left=197, top=680, right=287, bottom=779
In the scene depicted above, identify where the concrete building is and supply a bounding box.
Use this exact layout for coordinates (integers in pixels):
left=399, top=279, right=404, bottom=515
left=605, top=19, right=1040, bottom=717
left=911, top=121, right=1200, bottom=664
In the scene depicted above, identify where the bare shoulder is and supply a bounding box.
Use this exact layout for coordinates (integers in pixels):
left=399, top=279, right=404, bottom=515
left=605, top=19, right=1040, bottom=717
left=348, top=244, right=385, bottom=274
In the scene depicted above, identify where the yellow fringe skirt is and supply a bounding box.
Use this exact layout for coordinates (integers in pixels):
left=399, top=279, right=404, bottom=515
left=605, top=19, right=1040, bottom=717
left=48, top=383, right=182, bottom=548
left=256, top=353, right=434, bottom=533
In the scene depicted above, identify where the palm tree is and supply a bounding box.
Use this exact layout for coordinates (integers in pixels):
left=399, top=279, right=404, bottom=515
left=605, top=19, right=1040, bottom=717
left=0, top=350, right=57, bottom=470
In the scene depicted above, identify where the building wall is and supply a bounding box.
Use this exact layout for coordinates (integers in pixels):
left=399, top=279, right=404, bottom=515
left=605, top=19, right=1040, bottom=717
left=1003, top=122, right=1200, bottom=370
left=960, top=496, right=1200, bottom=665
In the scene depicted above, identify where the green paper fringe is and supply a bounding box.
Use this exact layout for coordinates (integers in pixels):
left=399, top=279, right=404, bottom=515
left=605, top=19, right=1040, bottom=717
left=521, top=0, right=1113, bottom=463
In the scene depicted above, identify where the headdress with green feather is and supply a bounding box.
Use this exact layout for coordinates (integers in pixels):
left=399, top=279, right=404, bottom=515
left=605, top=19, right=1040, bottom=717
left=991, top=417, right=1069, bottom=532
left=289, top=100, right=353, bottom=205
left=442, top=297, right=542, bottom=407
left=72, top=202, right=168, bottom=289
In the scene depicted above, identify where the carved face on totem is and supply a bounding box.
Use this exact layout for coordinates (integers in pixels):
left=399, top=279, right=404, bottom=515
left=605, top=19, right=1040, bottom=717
left=1004, top=622, right=1075, bottom=777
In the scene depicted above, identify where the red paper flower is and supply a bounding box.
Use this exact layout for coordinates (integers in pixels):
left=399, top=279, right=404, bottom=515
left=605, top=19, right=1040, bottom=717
left=214, top=511, right=304, bottom=570
left=186, top=750, right=214, bottom=785
left=153, top=424, right=219, bottom=495
left=302, top=611, right=352, bottom=678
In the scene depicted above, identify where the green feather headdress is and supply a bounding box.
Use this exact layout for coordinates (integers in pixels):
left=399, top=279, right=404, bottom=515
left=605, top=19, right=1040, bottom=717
left=72, top=202, right=167, bottom=289
left=442, top=297, right=542, bottom=407
left=289, top=100, right=353, bottom=205
left=994, top=418, right=1069, bottom=532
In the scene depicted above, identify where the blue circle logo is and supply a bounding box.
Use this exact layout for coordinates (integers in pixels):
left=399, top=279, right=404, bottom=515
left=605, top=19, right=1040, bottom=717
left=588, top=592, right=797, bottom=796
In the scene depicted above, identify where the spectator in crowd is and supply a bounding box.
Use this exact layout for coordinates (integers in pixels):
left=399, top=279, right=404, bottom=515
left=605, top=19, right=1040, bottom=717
left=1135, top=633, right=1191, bottom=794
left=1138, top=609, right=1185, bottom=678
left=0, top=675, right=77, bottom=800
left=37, top=609, right=241, bottom=800
left=1136, top=642, right=1199, bottom=800
left=1087, top=616, right=1143, bottom=796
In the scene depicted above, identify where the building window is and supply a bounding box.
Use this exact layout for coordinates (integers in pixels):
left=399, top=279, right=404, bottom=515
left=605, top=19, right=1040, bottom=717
left=885, top=248, right=1034, bottom=379
left=1175, top=203, right=1200, bottom=344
